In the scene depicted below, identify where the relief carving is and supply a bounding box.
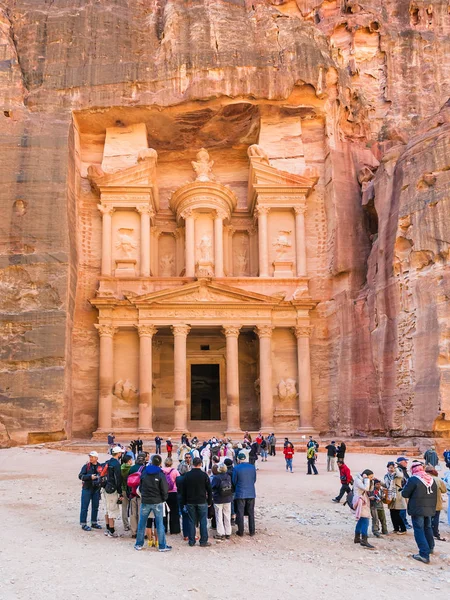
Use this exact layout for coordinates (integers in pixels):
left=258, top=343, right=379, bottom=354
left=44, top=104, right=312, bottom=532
left=273, top=230, right=292, bottom=259
left=192, top=148, right=215, bottom=182
left=277, top=378, right=298, bottom=403
left=198, top=234, right=212, bottom=261
left=113, top=379, right=138, bottom=402
left=235, top=250, right=248, bottom=276
left=160, top=254, right=175, bottom=277
left=116, top=228, right=137, bottom=258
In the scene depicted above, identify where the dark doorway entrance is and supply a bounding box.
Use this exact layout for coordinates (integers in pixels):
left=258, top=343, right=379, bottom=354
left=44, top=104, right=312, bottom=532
left=191, top=364, right=221, bottom=420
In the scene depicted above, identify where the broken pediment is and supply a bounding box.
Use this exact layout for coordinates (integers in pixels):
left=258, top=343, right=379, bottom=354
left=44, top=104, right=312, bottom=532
left=128, top=280, right=283, bottom=306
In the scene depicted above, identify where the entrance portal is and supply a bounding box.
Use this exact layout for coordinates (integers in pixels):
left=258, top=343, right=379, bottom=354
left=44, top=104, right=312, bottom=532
left=190, top=364, right=221, bottom=420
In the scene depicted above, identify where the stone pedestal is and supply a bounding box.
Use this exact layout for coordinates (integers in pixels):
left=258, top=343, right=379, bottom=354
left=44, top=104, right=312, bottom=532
left=273, top=260, right=294, bottom=278
left=196, top=259, right=214, bottom=277
left=115, top=259, right=137, bottom=277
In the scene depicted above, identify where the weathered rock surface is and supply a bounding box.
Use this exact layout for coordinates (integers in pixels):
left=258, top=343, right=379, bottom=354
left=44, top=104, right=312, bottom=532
left=0, top=0, right=449, bottom=444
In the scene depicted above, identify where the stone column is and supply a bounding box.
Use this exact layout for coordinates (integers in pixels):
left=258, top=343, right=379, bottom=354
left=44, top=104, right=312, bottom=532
left=182, top=209, right=195, bottom=277
left=137, top=324, right=157, bottom=432
left=222, top=326, right=241, bottom=432
left=97, top=204, right=114, bottom=276
left=294, top=205, right=307, bottom=277
left=255, top=325, right=274, bottom=429
left=214, top=209, right=226, bottom=277
left=172, top=324, right=191, bottom=431
left=227, top=226, right=235, bottom=276
left=293, top=325, right=313, bottom=430
left=95, top=324, right=117, bottom=431
left=255, top=206, right=270, bottom=277
left=136, top=205, right=153, bottom=277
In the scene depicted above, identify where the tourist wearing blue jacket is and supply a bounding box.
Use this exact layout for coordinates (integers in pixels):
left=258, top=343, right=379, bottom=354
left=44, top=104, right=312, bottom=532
left=232, top=453, right=257, bottom=536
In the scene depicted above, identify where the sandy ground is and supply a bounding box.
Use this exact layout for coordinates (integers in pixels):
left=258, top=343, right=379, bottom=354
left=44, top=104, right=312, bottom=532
left=0, top=447, right=449, bottom=600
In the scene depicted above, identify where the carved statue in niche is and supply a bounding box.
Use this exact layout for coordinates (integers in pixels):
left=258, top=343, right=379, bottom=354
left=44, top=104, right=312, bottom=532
left=160, top=254, right=174, bottom=277
left=113, top=379, right=138, bottom=402
left=235, top=250, right=248, bottom=276
left=198, top=234, right=212, bottom=261
left=277, top=378, right=298, bottom=403
left=116, top=228, right=137, bottom=258
left=273, top=230, right=292, bottom=259
left=192, top=148, right=215, bottom=182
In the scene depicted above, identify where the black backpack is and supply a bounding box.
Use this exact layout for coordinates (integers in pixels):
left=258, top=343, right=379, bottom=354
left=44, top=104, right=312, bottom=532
left=219, top=473, right=233, bottom=496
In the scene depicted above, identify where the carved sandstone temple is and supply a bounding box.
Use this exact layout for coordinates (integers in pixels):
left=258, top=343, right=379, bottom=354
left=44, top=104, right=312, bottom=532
left=87, top=124, right=318, bottom=436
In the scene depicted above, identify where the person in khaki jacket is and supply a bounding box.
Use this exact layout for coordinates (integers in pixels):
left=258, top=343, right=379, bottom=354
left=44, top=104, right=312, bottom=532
left=384, top=461, right=407, bottom=534
left=425, top=465, right=447, bottom=541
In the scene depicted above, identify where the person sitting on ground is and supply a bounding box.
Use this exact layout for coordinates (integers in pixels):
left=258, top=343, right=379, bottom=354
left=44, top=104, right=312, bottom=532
left=384, top=461, right=407, bottom=535
left=211, top=463, right=233, bottom=540
left=368, top=479, right=388, bottom=537
left=423, top=446, right=439, bottom=468
left=120, top=454, right=133, bottom=532
left=78, top=451, right=103, bottom=531
left=353, top=469, right=375, bottom=549
left=332, top=458, right=353, bottom=503
left=134, top=454, right=171, bottom=552
left=401, top=460, right=437, bottom=564
left=162, top=457, right=181, bottom=535
left=283, top=442, right=295, bottom=473
left=182, top=456, right=213, bottom=547
left=424, top=465, right=447, bottom=541
left=102, top=446, right=124, bottom=538
left=232, top=453, right=257, bottom=537
left=325, top=441, right=337, bottom=472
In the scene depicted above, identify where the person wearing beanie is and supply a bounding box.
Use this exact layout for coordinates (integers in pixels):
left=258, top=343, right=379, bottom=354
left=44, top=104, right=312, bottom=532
left=353, top=469, right=375, bottom=549
left=401, top=460, right=438, bottom=563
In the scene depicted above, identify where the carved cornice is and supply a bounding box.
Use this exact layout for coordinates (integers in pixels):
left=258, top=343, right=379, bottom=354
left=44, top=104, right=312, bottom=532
left=97, top=203, right=115, bottom=216
left=171, top=324, right=191, bottom=336
left=136, top=324, right=158, bottom=337
left=222, top=325, right=242, bottom=338
left=94, top=324, right=118, bottom=337
left=254, top=325, right=275, bottom=338
left=293, top=325, right=313, bottom=338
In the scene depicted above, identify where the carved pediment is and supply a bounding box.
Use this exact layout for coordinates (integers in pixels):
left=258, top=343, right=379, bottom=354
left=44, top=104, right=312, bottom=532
left=128, top=280, right=282, bottom=306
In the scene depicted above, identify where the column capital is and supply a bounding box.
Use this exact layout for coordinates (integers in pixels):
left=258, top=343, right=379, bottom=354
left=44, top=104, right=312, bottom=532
left=136, top=204, right=155, bottom=217
left=215, top=208, right=228, bottom=221
left=254, top=325, right=274, bottom=338
left=97, top=203, right=115, bottom=216
left=293, top=325, right=313, bottom=338
left=254, top=205, right=270, bottom=217
left=95, top=323, right=117, bottom=338
left=180, top=208, right=194, bottom=220
left=293, top=205, right=307, bottom=215
left=136, top=324, right=158, bottom=337
left=222, top=325, right=241, bottom=338
left=171, top=324, right=191, bottom=337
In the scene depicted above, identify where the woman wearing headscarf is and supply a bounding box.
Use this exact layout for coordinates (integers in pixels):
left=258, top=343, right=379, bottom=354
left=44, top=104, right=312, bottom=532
left=401, top=460, right=438, bottom=563
left=384, top=461, right=407, bottom=535
left=352, top=469, right=375, bottom=548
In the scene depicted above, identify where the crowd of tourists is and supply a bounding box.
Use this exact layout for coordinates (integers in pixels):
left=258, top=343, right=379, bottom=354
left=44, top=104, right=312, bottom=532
left=330, top=448, right=450, bottom=564
left=78, top=434, right=450, bottom=562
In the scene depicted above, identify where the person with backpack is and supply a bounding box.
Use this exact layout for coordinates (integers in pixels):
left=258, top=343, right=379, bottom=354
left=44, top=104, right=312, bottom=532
left=182, top=456, right=213, bottom=547
left=283, top=442, right=295, bottom=473
left=120, top=454, right=133, bottom=531
left=78, top=451, right=103, bottom=531
left=134, top=454, right=171, bottom=552
left=127, top=452, right=146, bottom=538
left=401, top=460, right=438, bottom=563
left=332, top=458, right=353, bottom=503
left=259, top=436, right=268, bottom=462
left=166, top=438, right=173, bottom=458
left=306, top=444, right=318, bottom=475
left=233, top=452, right=257, bottom=537
left=353, top=469, right=375, bottom=549
left=423, top=446, right=439, bottom=468
left=162, top=457, right=181, bottom=534
left=101, top=446, right=124, bottom=538
left=210, top=463, right=233, bottom=540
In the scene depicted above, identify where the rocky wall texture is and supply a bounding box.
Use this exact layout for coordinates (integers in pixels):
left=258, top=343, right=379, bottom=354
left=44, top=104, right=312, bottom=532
left=0, top=0, right=449, bottom=444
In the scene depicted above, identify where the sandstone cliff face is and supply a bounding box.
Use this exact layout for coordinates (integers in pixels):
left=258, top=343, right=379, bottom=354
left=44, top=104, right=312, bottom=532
left=0, top=0, right=449, bottom=444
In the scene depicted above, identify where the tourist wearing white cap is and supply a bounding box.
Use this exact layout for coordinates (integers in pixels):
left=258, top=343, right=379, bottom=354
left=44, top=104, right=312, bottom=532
left=102, top=446, right=124, bottom=537
left=78, top=451, right=103, bottom=531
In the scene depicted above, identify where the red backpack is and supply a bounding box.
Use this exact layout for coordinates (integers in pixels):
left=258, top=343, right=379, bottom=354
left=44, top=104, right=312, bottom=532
left=127, top=466, right=144, bottom=498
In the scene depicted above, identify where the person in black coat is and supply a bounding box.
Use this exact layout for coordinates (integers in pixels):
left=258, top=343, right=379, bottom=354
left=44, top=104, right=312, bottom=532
left=78, top=451, right=103, bottom=531
left=401, top=460, right=438, bottom=564
left=336, top=441, right=346, bottom=460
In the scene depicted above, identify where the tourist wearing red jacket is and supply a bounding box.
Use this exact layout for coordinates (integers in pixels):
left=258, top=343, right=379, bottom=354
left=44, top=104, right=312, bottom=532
left=283, top=443, right=295, bottom=473
left=332, top=459, right=353, bottom=503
